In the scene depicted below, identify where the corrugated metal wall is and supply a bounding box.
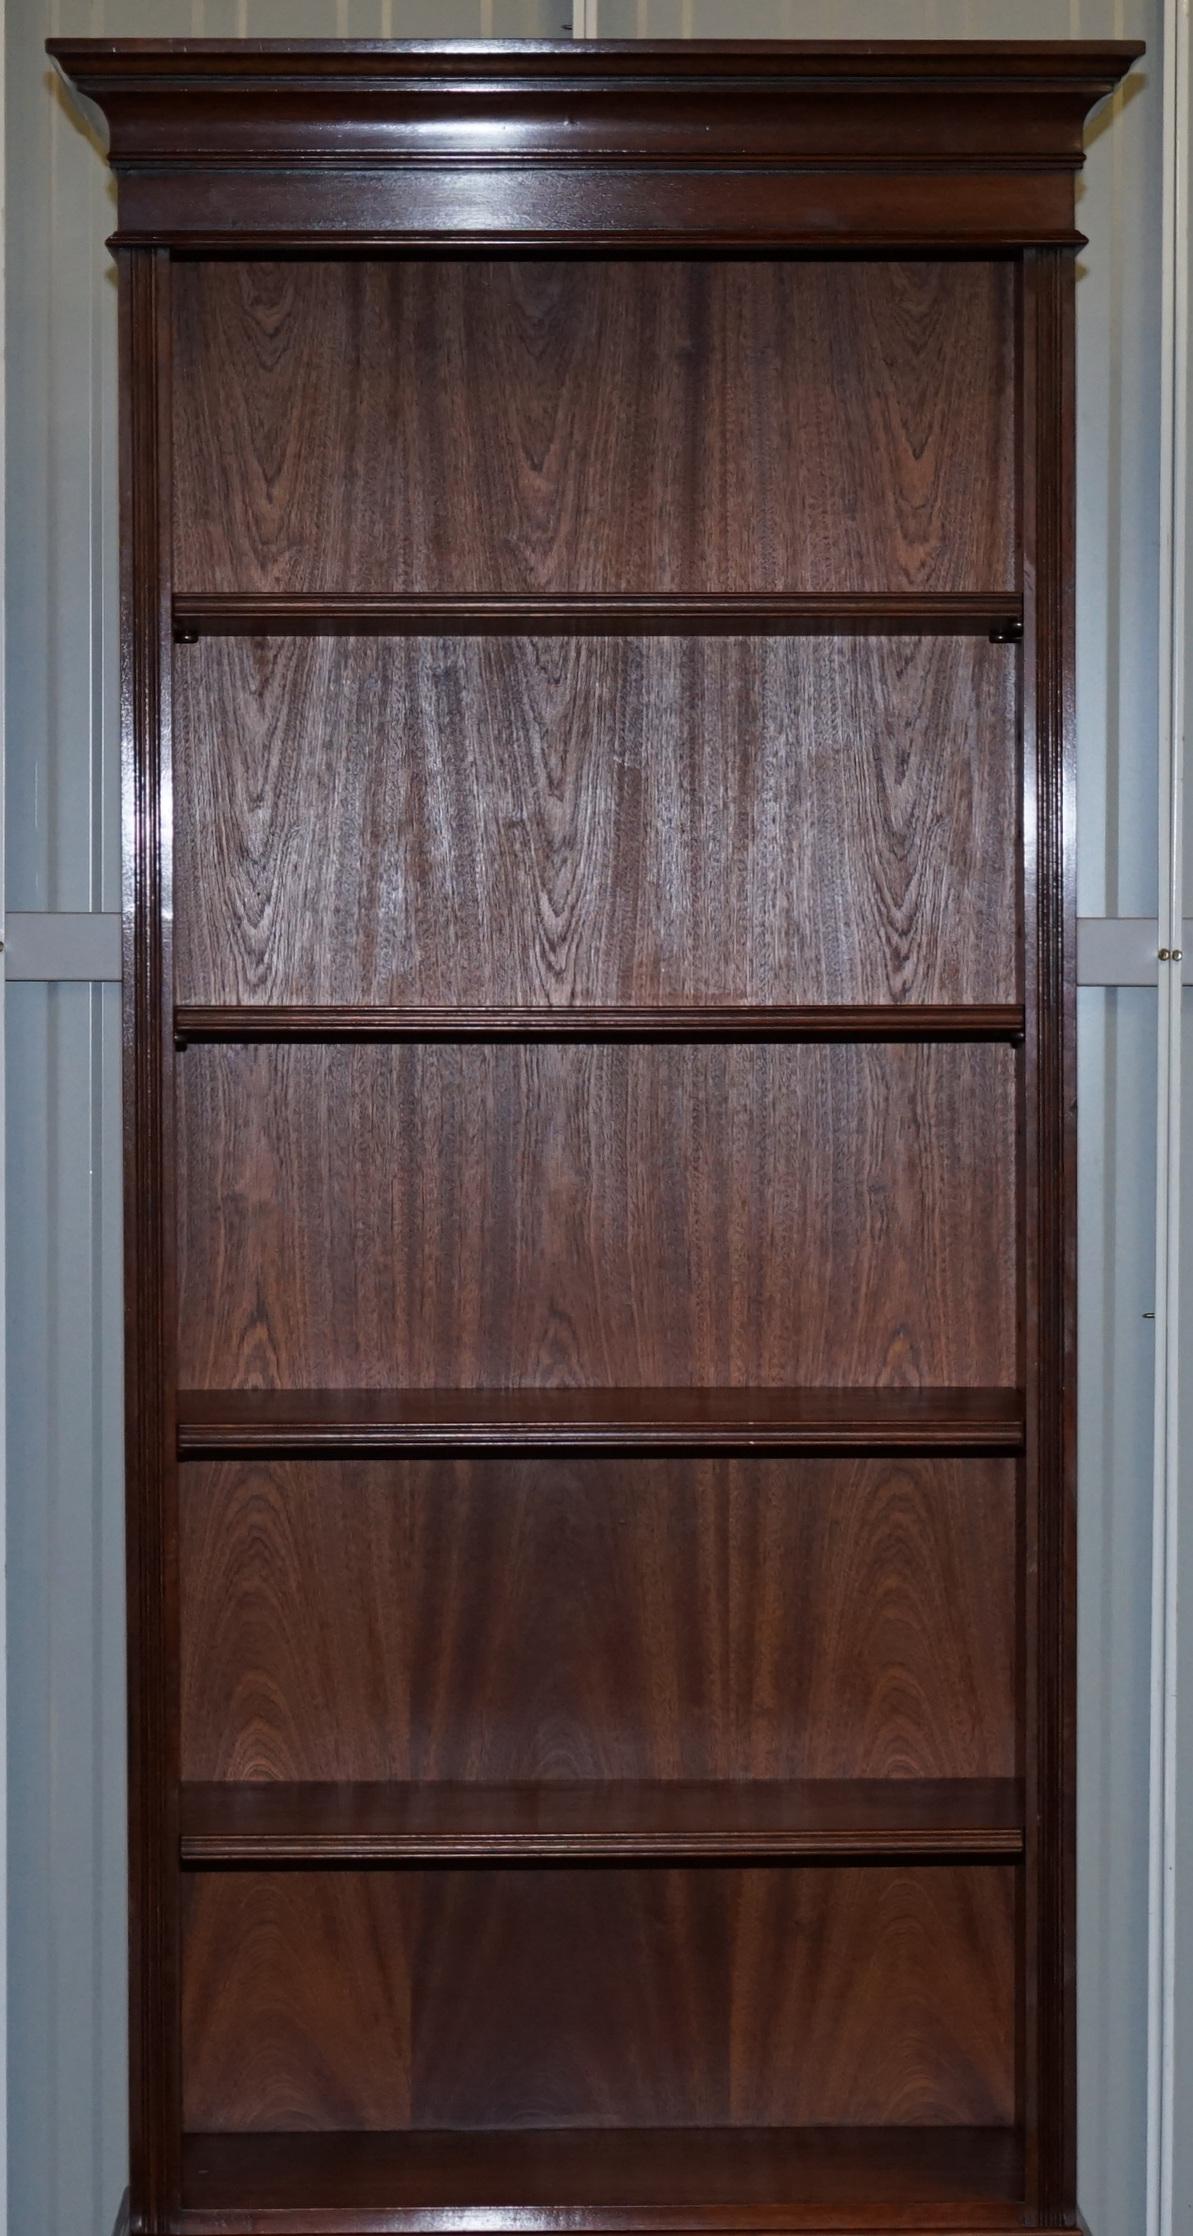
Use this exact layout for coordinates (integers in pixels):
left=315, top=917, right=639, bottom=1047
left=3, top=5, right=1164, bottom=2234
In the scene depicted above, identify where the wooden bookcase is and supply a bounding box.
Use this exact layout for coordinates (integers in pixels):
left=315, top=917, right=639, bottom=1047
left=52, top=36, right=1140, bottom=2236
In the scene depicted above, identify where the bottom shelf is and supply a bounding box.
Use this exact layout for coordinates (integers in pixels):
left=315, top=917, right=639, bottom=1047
left=180, top=2126, right=1024, bottom=2232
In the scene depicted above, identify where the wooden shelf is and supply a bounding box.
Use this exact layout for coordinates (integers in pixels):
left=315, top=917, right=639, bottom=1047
left=172, top=591, right=1025, bottom=641
left=179, top=2125, right=1024, bottom=2231
left=180, top=1778, right=1024, bottom=1864
left=174, top=1002, right=1026, bottom=1046
left=176, top=1385, right=1026, bottom=1456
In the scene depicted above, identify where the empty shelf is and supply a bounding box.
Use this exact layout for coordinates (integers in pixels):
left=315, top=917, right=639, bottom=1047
left=173, top=1001, right=1027, bottom=1045
left=180, top=2124, right=1025, bottom=2231
left=179, top=1778, right=1025, bottom=1864
left=176, top=1385, right=1027, bottom=1456
left=172, top=590, right=1025, bottom=640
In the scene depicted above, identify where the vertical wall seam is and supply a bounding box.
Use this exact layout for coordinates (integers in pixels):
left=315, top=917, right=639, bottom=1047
left=1147, top=0, right=1190, bottom=2229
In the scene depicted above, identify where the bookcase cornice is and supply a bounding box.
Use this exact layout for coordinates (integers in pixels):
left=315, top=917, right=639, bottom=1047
left=50, top=36, right=1140, bottom=250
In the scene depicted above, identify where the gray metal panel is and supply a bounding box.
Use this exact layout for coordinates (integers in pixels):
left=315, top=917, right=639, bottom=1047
left=7, top=0, right=119, bottom=916
left=5, top=912, right=121, bottom=981
left=1076, top=985, right=1158, bottom=2236
left=6, top=0, right=127, bottom=2229
left=6, top=982, right=125, bottom=2236
left=1078, top=920, right=1193, bottom=987
left=1172, top=990, right=1193, bottom=2236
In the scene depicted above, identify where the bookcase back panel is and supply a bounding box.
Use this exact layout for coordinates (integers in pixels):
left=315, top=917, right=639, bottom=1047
left=174, top=634, right=1019, bottom=1010
left=171, top=258, right=1016, bottom=597
left=180, top=1455, right=1017, bottom=1784
left=175, top=1042, right=1017, bottom=1389
left=181, top=1863, right=1016, bottom=2132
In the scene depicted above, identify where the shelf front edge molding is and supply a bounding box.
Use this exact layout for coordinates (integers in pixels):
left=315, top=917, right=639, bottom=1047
left=170, top=592, right=1025, bottom=640
left=175, top=1386, right=1027, bottom=1455
left=174, top=1005, right=1027, bottom=1046
left=179, top=1779, right=1026, bottom=1865
left=178, top=2126, right=1026, bottom=2234
left=48, top=38, right=1141, bottom=250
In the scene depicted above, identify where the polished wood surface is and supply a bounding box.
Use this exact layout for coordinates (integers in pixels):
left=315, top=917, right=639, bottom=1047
left=49, top=37, right=1141, bottom=252
left=47, top=32, right=1138, bottom=2232
left=171, top=591, right=1026, bottom=638
left=180, top=1779, right=1025, bottom=1862
left=117, top=245, right=181, bottom=2228
left=181, top=1865, right=1016, bottom=2133
left=1022, top=245, right=1080, bottom=2222
left=179, top=1457, right=1016, bottom=1784
left=176, top=1043, right=1017, bottom=1390
left=172, top=260, right=1015, bottom=598
left=174, top=634, right=1017, bottom=1011
left=175, top=1385, right=1026, bottom=1453
left=180, top=2126, right=1025, bottom=2231
left=104, top=168, right=1098, bottom=256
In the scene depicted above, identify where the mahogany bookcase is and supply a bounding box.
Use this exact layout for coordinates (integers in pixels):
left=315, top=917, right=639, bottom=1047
left=51, top=36, right=1139, bottom=2236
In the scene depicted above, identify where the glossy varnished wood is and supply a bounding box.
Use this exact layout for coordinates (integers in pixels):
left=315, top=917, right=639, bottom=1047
left=103, top=169, right=1096, bottom=256
left=174, top=1385, right=1026, bottom=1454
left=50, top=38, right=1141, bottom=251
left=181, top=1865, right=1016, bottom=2133
left=176, top=1042, right=1017, bottom=1391
left=179, top=1779, right=1025, bottom=1863
left=171, top=592, right=1025, bottom=638
left=171, top=261, right=1016, bottom=598
left=179, top=2126, right=1025, bottom=2232
left=1020, top=247, right=1079, bottom=2220
left=173, top=634, right=1018, bottom=1012
left=179, top=1457, right=1016, bottom=1783
left=119, top=245, right=181, bottom=2230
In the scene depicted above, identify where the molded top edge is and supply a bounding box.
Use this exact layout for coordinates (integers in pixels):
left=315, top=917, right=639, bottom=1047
left=48, top=33, right=1140, bottom=249
left=47, top=34, right=1144, bottom=78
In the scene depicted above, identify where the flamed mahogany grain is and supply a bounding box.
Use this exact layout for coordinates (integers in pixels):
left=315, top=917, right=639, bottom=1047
left=183, top=1869, right=412, bottom=2134
left=181, top=1865, right=1016, bottom=2133
left=174, top=634, right=1018, bottom=1011
left=171, top=259, right=1015, bottom=597
left=729, top=1868, right=1015, bottom=2129
left=179, top=1457, right=1016, bottom=1784
left=176, top=1042, right=1017, bottom=1390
